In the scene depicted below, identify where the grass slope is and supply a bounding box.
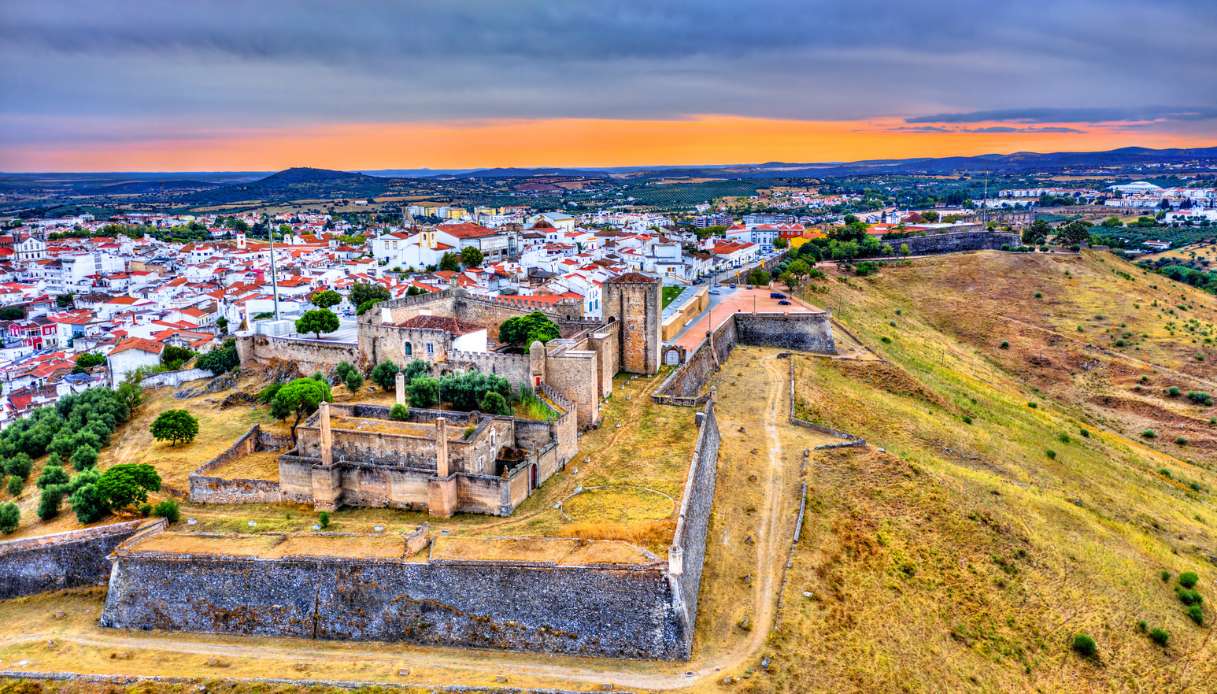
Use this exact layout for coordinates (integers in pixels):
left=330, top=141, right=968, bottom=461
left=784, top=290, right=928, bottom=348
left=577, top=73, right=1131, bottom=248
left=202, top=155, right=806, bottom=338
left=762, top=250, right=1215, bottom=691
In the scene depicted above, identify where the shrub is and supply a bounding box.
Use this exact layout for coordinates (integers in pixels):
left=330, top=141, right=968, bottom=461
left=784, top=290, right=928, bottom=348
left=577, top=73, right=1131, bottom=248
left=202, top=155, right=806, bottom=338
left=854, top=261, right=879, bottom=277
left=334, top=361, right=358, bottom=382
left=1179, top=571, right=1199, bottom=589
left=0, top=502, right=17, bottom=534
left=37, top=465, right=69, bottom=489
left=1175, top=587, right=1202, bottom=606
left=6, top=475, right=22, bottom=496
left=1186, top=391, right=1213, bottom=406
left=70, top=444, right=99, bottom=470
left=160, top=345, right=195, bottom=370
left=1027, top=401, right=1037, bottom=409
left=319, top=511, right=330, bottom=529
left=138, top=503, right=151, bottom=517
left=478, top=391, right=510, bottom=416
left=402, top=359, right=430, bottom=382
left=498, top=312, right=560, bottom=348
left=37, top=486, right=64, bottom=520
left=153, top=499, right=180, bottom=523
left=1080, top=428, right=1090, bottom=438
left=389, top=403, right=410, bottom=421
left=370, top=361, right=400, bottom=391
left=258, top=382, right=283, bottom=403
left=962, top=415, right=972, bottom=424
left=1174, top=436, right=1188, bottom=446
left=1045, top=449, right=1057, bottom=460
left=1071, top=633, right=1097, bottom=658
left=1161, top=570, right=1172, bottom=583
left=439, top=371, right=511, bottom=411
left=407, top=376, right=440, bottom=408
left=1186, top=604, right=1204, bottom=625
left=999, top=341, right=1009, bottom=349
left=1149, top=627, right=1169, bottom=646
left=4, top=452, right=32, bottom=479
left=150, top=409, right=199, bottom=446
left=1165, top=386, right=1181, bottom=398
left=196, top=339, right=240, bottom=375
left=1141, top=429, right=1157, bottom=439
left=1058, top=433, right=1071, bottom=444
left=343, top=370, right=364, bottom=393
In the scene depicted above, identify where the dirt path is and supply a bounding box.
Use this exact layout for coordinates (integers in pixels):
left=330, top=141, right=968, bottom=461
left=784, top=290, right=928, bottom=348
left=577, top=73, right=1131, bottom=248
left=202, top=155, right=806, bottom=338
left=0, top=354, right=814, bottom=692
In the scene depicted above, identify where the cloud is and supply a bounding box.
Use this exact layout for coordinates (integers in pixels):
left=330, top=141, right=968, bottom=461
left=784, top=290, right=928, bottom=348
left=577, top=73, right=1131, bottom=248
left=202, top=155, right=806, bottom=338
left=0, top=0, right=1214, bottom=148
left=906, top=106, right=1217, bottom=125
left=893, top=125, right=1085, bottom=134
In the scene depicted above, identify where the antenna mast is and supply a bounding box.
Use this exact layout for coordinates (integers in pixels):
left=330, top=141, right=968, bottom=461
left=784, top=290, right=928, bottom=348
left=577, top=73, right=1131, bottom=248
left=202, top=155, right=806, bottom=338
left=266, top=214, right=281, bottom=321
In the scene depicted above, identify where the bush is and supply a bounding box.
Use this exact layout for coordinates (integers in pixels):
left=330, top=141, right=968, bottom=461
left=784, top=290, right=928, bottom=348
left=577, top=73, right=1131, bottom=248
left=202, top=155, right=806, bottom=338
left=1165, top=386, right=1181, bottom=398
left=6, top=475, right=22, bottom=496
left=150, top=409, right=200, bottom=446
left=370, top=361, right=400, bottom=391
left=402, top=359, right=430, bottom=382
left=1141, top=429, right=1157, bottom=439
left=343, top=370, right=364, bottom=393
left=1179, top=571, right=1199, bottom=589
left=1148, top=627, right=1169, bottom=646
left=138, top=503, right=151, bottom=517
left=1175, top=587, right=1202, bottom=606
left=1161, top=570, right=1172, bottom=582
left=389, top=403, right=410, bottom=421
left=1045, top=449, right=1057, bottom=460
left=962, top=415, right=972, bottom=424
left=1186, top=604, right=1204, bottom=625
left=498, top=312, right=560, bottom=348
left=37, top=486, right=64, bottom=520
left=196, top=339, right=240, bottom=375
left=334, top=361, right=358, bottom=382
left=0, top=502, right=17, bottom=534
left=439, top=371, right=511, bottom=411
left=37, top=465, right=69, bottom=489
left=1186, top=391, right=1213, bottom=406
left=999, top=341, right=1009, bottom=349
left=153, top=499, right=180, bottom=523
left=4, top=452, right=32, bottom=479
left=478, top=391, right=510, bottom=416
left=70, top=444, right=98, bottom=470
left=1071, top=633, right=1097, bottom=658
left=319, top=511, right=330, bottom=529
left=854, top=261, right=879, bottom=277
left=407, top=376, right=440, bottom=408
left=258, top=382, right=283, bottom=403
left=160, top=345, right=195, bottom=370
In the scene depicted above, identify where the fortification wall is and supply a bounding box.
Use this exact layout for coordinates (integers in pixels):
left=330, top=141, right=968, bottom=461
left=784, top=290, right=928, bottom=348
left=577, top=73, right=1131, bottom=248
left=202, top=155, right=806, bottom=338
left=239, top=334, right=359, bottom=373
left=544, top=350, right=600, bottom=428
left=101, top=545, right=684, bottom=659
left=190, top=425, right=291, bottom=505
left=898, top=230, right=1020, bottom=255
left=653, top=317, right=738, bottom=405
left=447, top=350, right=531, bottom=386
left=140, top=368, right=212, bottom=389
left=734, top=312, right=836, bottom=353
left=668, top=400, right=721, bottom=655
left=0, top=520, right=152, bottom=599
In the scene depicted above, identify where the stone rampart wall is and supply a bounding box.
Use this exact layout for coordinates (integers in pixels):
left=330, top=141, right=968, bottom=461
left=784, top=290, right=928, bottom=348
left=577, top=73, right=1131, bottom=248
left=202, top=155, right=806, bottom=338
left=667, top=400, right=720, bottom=656
left=240, top=334, right=360, bottom=373
left=101, top=538, right=686, bottom=659
left=189, top=425, right=292, bottom=505
left=140, top=368, right=213, bottom=389
left=0, top=520, right=153, bottom=599
left=447, top=350, right=531, bottom=386
left=734, top=312, right=836, bottom=353
left=652, top=318, right=738, bottom=406
left=898, top=230, right=1020, bottom=255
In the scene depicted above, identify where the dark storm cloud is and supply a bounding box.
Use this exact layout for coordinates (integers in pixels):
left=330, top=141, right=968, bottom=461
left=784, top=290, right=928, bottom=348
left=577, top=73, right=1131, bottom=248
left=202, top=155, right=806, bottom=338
left=1, top=0, right=1215, bottom=141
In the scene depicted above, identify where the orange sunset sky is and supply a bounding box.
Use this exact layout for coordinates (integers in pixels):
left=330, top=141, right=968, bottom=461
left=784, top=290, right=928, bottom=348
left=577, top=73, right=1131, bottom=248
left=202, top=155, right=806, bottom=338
left=6, top=116, right=1214, bottom=173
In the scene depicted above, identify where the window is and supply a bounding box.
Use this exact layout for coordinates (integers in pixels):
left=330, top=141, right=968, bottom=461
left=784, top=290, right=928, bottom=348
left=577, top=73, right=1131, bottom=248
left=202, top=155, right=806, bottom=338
left=404, top=342, right=412, bottom=356
left=490, top=429, right=497, bottom=446
left=426, top=342, right=434, bottom=356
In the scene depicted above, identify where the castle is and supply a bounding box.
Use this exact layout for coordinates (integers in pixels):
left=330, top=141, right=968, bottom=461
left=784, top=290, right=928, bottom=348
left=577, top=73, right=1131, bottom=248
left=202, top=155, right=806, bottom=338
left=234, top=274, right=663, bottom=515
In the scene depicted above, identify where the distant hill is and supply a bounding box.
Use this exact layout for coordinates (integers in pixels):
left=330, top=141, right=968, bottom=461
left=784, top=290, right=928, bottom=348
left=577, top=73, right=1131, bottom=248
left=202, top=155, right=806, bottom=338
left=181, top=167, right=390, bottom=206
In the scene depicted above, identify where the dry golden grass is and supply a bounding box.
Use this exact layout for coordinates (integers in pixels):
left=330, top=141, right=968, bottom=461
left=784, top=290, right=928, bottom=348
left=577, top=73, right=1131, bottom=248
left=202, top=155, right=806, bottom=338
left=1144, top=240, right=1217, bottom=265
left=430, top=536, right=655, bottom=565
left=204, top=450, right=281, bottom=481
left=757, top=250, right=1217, bottom=691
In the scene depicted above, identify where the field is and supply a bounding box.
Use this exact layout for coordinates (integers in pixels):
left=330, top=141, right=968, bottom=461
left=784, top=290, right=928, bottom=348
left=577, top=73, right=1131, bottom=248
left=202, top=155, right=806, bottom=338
left=764, top=249, right=1216, bottom=690
left=1144, top=240, right=1217, bottom=266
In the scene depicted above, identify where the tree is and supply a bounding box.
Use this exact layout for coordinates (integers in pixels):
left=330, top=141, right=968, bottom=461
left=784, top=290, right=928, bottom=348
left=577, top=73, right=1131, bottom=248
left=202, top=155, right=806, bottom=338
left=0, top=306, right=24, bottom=320
left=921, top=210, right=940, bottom=222
left=196, top=339, right=240, bottom=375
left=343, top=369, right=364, bottom=392
left=402, top=359, right=430, bottom=382
left=153, top=499, right=180, bottom=522
left=498, top=312, right=560, bottom=348
left=95, top=463, right=161, bottom=511
left=370, top=360, right=400, bottom=391
left=389, top=403, right=410, bottom=421
left=74, top=352, right=106, bottom=371
left=479, top=391, right=510, bottom=415
left=747, top=268, right=771, bottom=286
left=1057, top=220, right=1092, bottom=246
left=459, top=246, right=484, bottom=267
left=772, top=236, right=789, bottom=249
left=270, top=377, right=333, bottom=438
left=295, top=308, right=339, bottom=339
left=350, top=282, right=390, bottom=308
left=117, top=381, right=143, bottom=413
left=37, top=464, right=69, bottom=489
left=310, top=289, right=342, bottom=309
left=56, top=293, right=74, bottom=308
left=150, top=409, right=199, bottom=446
left=38, top=486, right=65, bottom=520
left=160, top=345, right=195, bottom=370
left=70, top=444, right=98, bottom=470
left=4, top=452, right=32, bottom=480
left=439, top=252, right=460, bottom=272
left=407, top=376, right=440, bottom=408
left=216, top=316, right=229, bottom=335
left=0, top=502, right=17, bottom=534
left=1022, top=219, right=1051, bottom=245
left=69, top=482, right=107, bottom=523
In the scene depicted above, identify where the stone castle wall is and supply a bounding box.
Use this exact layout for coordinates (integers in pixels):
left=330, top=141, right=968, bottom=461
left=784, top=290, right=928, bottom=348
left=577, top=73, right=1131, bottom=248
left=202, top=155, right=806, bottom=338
left=734, top=312, right=836, bottom=353
left=0, top=520, right=154, bottom=599
left=189, top=425, right=291, bottom=505
left=668, top=400, right=721, bottom=653
left=653, top=317, right=739, bottom=405
left=239, top=334, right=360, bottom=374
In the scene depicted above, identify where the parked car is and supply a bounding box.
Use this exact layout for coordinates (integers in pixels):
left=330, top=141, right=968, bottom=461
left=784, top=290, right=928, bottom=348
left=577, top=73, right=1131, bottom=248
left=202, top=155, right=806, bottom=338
left=778, top=299, right=791, bottom=306
left=770, top=291, right=787, bottom=299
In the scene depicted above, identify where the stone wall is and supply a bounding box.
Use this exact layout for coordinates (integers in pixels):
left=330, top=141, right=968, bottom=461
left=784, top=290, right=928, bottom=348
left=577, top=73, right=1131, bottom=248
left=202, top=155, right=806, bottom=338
left=667, top=400, right=720, bottom=655
left=898, top=230, right=1020, bottom=255
left=140, top=368, right=213, bottom=389
left=734, top=312, right=836, bottom=353
left=239, top=334, right=360, bottom=374
left=447, top=350, right=531, bottom=386
left=190, top=425, right=291, bottom=505
left=653, top=317, right=738, bottom=405
left=0, top=520, right=153, bottom=599
left=101, top=537, right=685, bottom=659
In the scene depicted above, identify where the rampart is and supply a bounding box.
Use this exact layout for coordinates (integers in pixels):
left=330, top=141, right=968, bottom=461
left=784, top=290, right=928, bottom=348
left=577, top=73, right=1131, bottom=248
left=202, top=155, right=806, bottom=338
left=0, top=520, right=156, bottom=599
left=100, top=398, right=721, bottom=660
left=237, top=334, right=360, bottom=373
left=189, top=425, right=292, bottom=505
left=653, top=310, right=837, bottom=406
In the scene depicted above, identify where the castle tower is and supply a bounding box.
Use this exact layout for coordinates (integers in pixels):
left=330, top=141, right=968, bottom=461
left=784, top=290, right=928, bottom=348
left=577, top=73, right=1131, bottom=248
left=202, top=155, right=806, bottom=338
left=603, top=273, right=661, bottom=375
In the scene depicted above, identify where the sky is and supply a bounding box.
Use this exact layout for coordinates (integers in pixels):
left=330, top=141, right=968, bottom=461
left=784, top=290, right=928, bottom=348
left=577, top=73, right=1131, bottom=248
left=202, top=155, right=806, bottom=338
left=2, top=0, right=1216, bottom=172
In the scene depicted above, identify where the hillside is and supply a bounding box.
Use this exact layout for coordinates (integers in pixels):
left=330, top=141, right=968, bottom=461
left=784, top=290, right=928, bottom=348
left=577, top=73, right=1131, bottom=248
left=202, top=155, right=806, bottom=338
left=763, top=250, right=1215, bottom=691
left=181, top=166, right=390, bottom=207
